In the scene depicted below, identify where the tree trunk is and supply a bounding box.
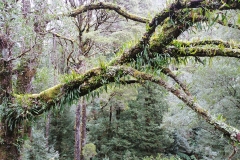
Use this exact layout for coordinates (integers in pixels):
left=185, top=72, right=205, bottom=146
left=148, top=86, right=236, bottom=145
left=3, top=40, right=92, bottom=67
left=0, top=35, right=19, bottom=159
left=81, top=97, right=87, bottom=160
left=16, top=1, right=46, bottom=159
left=74, top=97, right=87, bottom=160
left=75, top=102, right=82, bottom=160
left=45, top=113, right=51, bottom=148
left=0, top=129, right=19, bottom=160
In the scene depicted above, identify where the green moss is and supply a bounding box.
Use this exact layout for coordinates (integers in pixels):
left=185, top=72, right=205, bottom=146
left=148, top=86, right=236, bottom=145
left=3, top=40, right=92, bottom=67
left=188, top=48, right=197, bottom=55
left=15, top=94, right=33, bottom=108
left=38, top=84, right=63, bottom=102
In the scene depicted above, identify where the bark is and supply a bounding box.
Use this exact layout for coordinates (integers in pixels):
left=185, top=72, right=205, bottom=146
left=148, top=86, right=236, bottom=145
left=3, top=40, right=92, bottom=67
left=45, top=113, right=51, bottom=148
left=0, top=34, right=18, bottom=160
left=0, top=4, right=16, bottom=156
left=16, top=0, right=43, bottom=97
left=15, top=36, right=45, bottom=94
left=0, top=35, right=12, bottom=103
left=0, top=58, right=12, bottom=103
left=0, top=130, right=19, bottom=160
left=109, top=105, right=112, bottom=125
left=75, top=102, right=81, bottom=160
left=80, top=97, right=86, bottom=160
left=0, top=72, right=18, bottom=159
left=0, top=0, right=47, bottom=159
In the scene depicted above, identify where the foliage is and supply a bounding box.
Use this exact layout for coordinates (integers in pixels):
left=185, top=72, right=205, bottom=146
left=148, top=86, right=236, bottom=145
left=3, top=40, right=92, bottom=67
left=162, top=57, right=240, bottom=159
left=142, top=154, right=182, bottom=160
left=32, top=67, right=56, bottom=92
left=48, top=107, right=75, bottom=160
left=189, top=58, right=240, bottom=159
left=88, top=82, right=173, bottom=159
left=82, top=143, right=97, bottom=160
left=21, top=126, right=59, bottom=160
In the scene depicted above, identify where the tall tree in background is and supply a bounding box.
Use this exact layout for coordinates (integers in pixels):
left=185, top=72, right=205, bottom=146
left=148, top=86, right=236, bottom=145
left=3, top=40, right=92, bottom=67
left=88, top=82, right=172, bottom=159
left=0, top=0, right=47, bottom=158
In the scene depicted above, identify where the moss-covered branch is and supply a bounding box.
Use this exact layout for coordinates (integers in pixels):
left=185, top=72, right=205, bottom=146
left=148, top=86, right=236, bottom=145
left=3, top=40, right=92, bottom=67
left=12, top=1, right=240, bottom=116
left=183, top=0, right=240, bottom=10
left=110, top=10, right=200, bottom=65
left=172, top=39, right=240, bottom=49
left=12, top=67, right=134, bottom=116
left=127, top=67, right=240, bottom=143
left=66, top=0, right=240, bottom=23
left=164, top=46, right=240, bottom=58
left=68, top=2, right=149, bottom=23
left=12, top=66, right=240, bottom=142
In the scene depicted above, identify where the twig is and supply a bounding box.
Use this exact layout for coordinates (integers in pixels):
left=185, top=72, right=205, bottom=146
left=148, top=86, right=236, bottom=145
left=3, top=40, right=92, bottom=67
left=228, top=142, right=237, bottom=160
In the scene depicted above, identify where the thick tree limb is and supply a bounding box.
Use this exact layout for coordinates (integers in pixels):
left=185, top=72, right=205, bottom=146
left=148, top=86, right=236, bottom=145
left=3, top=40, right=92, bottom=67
left=164, top=46, right=240, bottom=58
left=13, top=66, right=240, bottom=142
left=67, top=1, right=240, bottom=22
left=172, top=40, right=240, bottom=49
left=110, top=11, right=199, bottom=65
left=184, top=0, right=240, bottom=10
left=68, top=2, right=149, bottom=23
left=14, top=2, right=239, bottom=116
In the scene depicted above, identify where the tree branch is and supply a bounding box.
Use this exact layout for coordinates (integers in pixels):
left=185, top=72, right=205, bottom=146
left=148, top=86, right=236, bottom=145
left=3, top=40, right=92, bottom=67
left=165, top=46, right=240, bottom=58
left=172, top=39, right=240, bottom=49
left=161, top=68, right=191, bottom=96
left=68, top=2, right=149, bottom=23
left=228, top=142, right=237, bottom=160
left=50, top=31, right=75, bottom=43
left=110, top=10, right=199, bottom=65
left=12, top=66, right=240, bottom=142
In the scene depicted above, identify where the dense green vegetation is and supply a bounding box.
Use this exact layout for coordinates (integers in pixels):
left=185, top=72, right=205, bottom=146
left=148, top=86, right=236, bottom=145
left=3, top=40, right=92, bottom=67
left=88, top=83, right=172, bottom=159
